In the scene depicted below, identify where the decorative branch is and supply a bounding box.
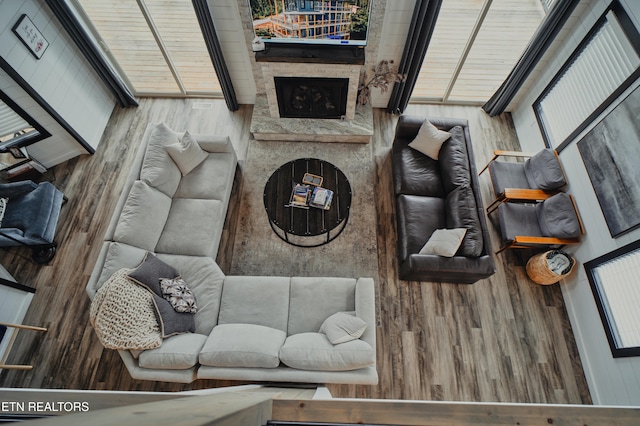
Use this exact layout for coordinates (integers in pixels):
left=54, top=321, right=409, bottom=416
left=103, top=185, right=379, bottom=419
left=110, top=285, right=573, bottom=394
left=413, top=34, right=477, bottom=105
left=357, top=60, right=406, bottom=106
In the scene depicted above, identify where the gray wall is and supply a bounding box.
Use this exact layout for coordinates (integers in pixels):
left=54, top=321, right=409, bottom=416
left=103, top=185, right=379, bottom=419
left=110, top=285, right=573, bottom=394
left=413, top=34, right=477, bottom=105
left=0, top=0, right=116, bottom=167
left=510, top=0, right=640, bottom=406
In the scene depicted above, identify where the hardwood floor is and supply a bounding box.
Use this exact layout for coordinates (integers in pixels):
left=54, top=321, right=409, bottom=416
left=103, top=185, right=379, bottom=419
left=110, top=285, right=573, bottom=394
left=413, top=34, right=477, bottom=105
left=0, top=99, right=591, bottom=404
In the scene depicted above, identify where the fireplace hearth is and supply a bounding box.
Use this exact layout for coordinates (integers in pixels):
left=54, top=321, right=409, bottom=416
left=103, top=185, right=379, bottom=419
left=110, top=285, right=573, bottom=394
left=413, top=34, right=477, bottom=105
left=275, top=77, right=349, bottom=119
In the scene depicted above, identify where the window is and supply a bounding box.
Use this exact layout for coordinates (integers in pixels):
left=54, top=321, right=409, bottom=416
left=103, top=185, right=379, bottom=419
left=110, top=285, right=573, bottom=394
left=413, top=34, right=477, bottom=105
left=411, top=0, right=547, bottom=104
left=74, top=0, right=221, bottom=96
left=585, top=240, right=640, bottom=358
left=0, top=90, right=49, bottom=152
left=534, top=2, right=640, bottom=151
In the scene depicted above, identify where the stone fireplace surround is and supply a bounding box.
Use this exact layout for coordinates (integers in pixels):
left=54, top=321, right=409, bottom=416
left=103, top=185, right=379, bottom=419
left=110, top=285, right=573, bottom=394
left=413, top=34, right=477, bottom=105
left=250, top=59, right=374, bottom=143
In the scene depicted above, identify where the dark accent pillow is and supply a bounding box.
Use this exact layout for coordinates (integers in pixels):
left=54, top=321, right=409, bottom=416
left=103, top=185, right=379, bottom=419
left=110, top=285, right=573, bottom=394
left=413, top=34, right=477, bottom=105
left=524, top=149, right=566, bottom=190
left=128, top=252, right=179, bottom=296
left=160, top=277, right=198, bottom=313
left=438, top=126, right=470, bottom=194
left=445, top=185, right=484, bottom=257
left=151, top=294, right=195, bottom=338
left=536, top=193, right=581, bottom=239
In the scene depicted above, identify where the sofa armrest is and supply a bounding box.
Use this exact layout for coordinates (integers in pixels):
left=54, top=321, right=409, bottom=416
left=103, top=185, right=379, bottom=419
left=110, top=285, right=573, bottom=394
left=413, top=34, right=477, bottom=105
left=195, top=135, right=234, bottom=154
left=401, top=254, right=496, bottom=284
left=0, top=180, right=38, bottom=198
left=394, top=115, right=425, bottom=141
left=355, top=278, right=376, bottom=351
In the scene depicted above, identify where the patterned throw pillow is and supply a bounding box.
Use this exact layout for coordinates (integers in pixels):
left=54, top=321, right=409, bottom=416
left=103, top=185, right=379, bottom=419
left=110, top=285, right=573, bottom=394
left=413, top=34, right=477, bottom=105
left=159, top=277, right=197, bottom=314
left=0, top=197, right=7, bottom=227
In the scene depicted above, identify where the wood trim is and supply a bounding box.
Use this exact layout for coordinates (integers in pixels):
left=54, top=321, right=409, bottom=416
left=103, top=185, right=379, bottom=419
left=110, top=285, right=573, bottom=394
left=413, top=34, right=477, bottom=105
left=0, top=56, right=95, bottom=155
left=271, top=399, right=640, bottom=426
left=486, top=188, right=556, bottom=214
left=0, top=322, right=47, bottom=332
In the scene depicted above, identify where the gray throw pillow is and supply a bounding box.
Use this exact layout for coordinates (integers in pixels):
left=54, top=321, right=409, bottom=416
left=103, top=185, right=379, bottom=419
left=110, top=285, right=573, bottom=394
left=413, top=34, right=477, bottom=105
left=319, top=312, right=367, bottom=344
left=150, top=294, right=195, bottom=338
left=128, top=252, right=179, bottom=296
left=159, top=277, right=198, bottom=314
left=536, top=193, right=581, bottom=239
left=524, top=149, right=566, bottom=190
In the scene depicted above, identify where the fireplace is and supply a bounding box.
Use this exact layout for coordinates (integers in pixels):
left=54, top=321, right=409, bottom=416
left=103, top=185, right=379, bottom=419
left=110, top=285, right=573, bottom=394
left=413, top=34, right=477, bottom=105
left=274, top=77, right=349, bottom=119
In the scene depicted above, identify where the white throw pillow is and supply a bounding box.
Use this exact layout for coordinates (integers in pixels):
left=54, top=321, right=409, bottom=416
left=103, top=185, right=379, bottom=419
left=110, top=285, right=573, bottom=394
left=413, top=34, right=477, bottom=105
left=319, top=312, right=367, bottom=344
left=419, top=228, right=467, bottom=257
left=166, top=131, right=208, bottom=176
left=408, top=120, right=451, bottom=160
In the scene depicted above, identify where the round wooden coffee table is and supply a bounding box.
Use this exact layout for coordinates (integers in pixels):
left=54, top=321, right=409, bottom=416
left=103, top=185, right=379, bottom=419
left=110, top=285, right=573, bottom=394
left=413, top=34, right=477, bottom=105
left=263, top=158, right=352, bottom=247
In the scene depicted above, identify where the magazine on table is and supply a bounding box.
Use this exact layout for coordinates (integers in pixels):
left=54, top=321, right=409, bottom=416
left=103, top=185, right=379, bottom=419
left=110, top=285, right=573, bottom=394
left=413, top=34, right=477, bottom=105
left=309, top=186, right=333, bottom=210
left=289, top=183, right=311, bottom=208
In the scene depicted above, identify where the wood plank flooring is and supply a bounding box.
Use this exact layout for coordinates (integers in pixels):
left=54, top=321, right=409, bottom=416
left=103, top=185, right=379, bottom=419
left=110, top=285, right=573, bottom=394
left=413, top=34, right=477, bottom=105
left=0, top=99, right=591, bottom=404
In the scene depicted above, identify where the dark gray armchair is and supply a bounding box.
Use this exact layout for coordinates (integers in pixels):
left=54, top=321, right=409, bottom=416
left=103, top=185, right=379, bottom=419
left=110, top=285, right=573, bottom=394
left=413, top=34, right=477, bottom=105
left=495, top=192, right=583, bottom=254
left=480, top=148, right=566, bottom=213
left=0, top=180, right=65, bottom=263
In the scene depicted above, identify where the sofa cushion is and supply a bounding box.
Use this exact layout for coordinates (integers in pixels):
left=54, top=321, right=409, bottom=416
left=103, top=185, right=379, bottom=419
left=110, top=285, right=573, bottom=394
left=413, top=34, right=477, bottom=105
left=396, top=194, right=446, bottom=261
left=445, top=185, right=484, bottom=257
left=438, top=126, right=470, bottom=194
left=408, top=120, right=451, bottom=160
left=199, top=323, right=286, bottom=368
left=166, top=132, right=208, bottom=176
left=96, top=242, right=148, bottom=291
left=140, top=123, right=183, bottom=197
left=174, top=153, right=236, bottom=200
left=138, top=333, right=207, bottom=369
left=524, top=149, right=566, bottom=190
left=279, top=332, right=375, bottom=371
left=113, top=181, right=172, bottom=252
left=319, top=312, right=367, bottom=345
left=536, top=193, right=581, bottom=239
left=419, top=228, right=467, bottom=257
left=156, top=254, right=225, bottom=335
left=151, top=294, right=195, bottom=338
left=392, top=142, right=444, bottom=198
left=155, top=198, right=223, bottom=256
left=128, top=252, right=179, bottom=296
left=288, top=277, right=357, bottom=335
left=488, top=161, right=530, bottom=196
left=217, top=276, right=290, bottom=332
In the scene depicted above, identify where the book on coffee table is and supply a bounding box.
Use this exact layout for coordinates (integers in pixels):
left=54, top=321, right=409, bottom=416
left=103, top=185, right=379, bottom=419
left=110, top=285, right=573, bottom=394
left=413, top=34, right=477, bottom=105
left=309, top=187, right=333, bottom=210
left=289, top=183, right=311, bottom=208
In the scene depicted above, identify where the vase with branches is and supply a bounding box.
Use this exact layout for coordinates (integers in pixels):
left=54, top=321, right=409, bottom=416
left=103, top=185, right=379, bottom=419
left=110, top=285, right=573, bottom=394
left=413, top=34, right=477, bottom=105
left=357, top=60, right=405, bottom=106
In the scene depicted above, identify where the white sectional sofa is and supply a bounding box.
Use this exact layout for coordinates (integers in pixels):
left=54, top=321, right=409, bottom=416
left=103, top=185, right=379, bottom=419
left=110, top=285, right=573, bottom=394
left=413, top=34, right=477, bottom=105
left=86, top=123, right=378, bottom=385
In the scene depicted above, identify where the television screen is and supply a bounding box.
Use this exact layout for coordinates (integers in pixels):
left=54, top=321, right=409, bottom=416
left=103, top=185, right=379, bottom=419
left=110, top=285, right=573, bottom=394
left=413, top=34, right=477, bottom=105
left=248, top=0, right=371, bottom=46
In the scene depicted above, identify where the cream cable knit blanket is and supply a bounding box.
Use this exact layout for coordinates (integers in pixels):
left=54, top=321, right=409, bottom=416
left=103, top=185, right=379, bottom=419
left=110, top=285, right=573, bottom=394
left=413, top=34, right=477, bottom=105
left=90, top=268, right=162, bottom=350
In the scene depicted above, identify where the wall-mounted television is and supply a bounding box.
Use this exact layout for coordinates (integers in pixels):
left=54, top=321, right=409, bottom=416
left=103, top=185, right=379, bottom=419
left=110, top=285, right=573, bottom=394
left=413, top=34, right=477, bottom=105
left=248, top=0, right=371, bottom=46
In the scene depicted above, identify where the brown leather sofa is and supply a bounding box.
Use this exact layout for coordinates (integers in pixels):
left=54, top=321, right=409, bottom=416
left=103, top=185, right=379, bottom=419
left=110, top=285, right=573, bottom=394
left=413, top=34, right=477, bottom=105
left=391, top=115, right=495, bottom=284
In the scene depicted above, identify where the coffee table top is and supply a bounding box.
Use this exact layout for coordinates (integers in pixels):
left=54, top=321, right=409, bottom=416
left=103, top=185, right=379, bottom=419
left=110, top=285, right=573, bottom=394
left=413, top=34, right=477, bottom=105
left=263, top=158, right=352, bottom=246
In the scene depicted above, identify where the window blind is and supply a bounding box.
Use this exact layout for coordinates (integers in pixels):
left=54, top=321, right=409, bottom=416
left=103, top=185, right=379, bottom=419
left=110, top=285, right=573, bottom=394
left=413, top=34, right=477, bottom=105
left=594, top=247, right=640, bottom=348
left=0, top=100, right=30, bottom=139
left=537, top=11, right=640, bottom=148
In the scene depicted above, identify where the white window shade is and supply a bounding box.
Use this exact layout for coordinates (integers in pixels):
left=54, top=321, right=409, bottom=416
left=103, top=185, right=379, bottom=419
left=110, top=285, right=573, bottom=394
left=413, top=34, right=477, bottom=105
left=537, top=11, right=640, bottom=148
left=0, top=100, right=30, bottom=140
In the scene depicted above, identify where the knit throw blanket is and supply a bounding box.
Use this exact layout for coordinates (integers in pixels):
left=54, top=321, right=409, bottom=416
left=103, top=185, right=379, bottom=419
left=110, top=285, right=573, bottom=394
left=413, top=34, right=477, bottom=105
left=90, top=268, right=162, bottom=351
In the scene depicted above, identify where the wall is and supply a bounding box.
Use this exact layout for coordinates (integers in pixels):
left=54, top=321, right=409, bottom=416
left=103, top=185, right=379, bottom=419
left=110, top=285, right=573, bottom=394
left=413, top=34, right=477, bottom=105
left=0, top=0, right=116, bottom=167
left=217, top=0, right=415, bottom=108
left=509, top=0, right=640, bottom=406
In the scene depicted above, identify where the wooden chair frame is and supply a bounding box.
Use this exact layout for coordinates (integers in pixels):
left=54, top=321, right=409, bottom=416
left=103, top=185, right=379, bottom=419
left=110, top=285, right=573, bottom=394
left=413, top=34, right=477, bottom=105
left=494, top=194, right=585, bottom=254
left=0, top=322, right=47, bottom=370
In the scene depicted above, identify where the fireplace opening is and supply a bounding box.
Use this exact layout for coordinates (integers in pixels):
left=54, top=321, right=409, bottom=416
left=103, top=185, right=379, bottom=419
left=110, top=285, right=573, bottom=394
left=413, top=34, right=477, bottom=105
left=274, top=77, right=349, bottom=119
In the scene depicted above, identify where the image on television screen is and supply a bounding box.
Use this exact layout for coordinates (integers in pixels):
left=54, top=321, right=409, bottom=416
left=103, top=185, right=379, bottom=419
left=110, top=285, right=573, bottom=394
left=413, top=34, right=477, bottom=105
left=248, top=0, right=370, bottom=46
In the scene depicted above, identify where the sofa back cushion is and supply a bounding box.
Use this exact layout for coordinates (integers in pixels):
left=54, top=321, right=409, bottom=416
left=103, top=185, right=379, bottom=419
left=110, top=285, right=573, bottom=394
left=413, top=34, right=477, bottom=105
left=445, top=185, right=484, bottom=257
left=438, top=126, right=470, bottom=194
left=113, top=181, right=172, bottom=252
left=287, top=277, right=357, bottom=336
left=524, top=149, right=566, bottom=191
left=140, top=123, right=183, bottom=197
left=217, top=276, right=290, bottom=332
